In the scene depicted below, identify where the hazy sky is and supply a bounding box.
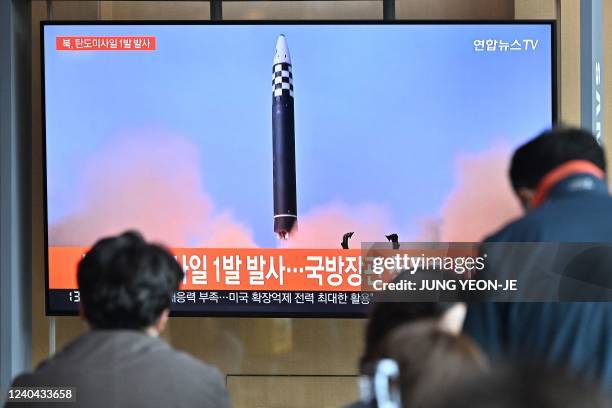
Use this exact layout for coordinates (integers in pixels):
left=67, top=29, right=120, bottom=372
left=44, top=23, right=552, bottom=247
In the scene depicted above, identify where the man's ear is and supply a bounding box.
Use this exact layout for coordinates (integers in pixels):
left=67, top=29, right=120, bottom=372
left=515, top=188, right=535, bottom=210
left=155, top=309, right=170, bottom=334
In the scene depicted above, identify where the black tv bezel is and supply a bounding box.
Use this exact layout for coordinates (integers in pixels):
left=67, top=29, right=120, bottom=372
left=41, top=20, right=558, bottom=318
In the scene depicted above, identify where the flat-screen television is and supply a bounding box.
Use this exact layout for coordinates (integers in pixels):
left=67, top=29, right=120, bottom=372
left=42, top=21, right=555, bottom=317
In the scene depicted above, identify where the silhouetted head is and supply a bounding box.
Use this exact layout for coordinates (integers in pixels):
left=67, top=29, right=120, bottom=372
left=360, top=300, right=459, bottom=374
left=510, top=127, right=605, bottom=209
left=377, top=321, right=487, bottom=408
left=77, top=231, right=184, bottom=332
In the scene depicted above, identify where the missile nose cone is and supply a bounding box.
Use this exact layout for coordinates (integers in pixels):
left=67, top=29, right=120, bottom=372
left=274, top=34, right=291, bottom=65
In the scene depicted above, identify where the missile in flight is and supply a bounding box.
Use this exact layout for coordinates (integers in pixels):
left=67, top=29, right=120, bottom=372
left=272, top=34, right=297, bottom=239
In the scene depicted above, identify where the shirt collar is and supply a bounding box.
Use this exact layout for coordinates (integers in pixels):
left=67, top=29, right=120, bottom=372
left=531, top=160, right=606, bottom=208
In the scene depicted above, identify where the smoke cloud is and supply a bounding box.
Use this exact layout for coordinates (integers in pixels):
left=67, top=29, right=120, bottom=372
left=287, top=145, right=522, bottom=247
left=50, top=132, right=521, bottom=249
left=49, top=130, right=255, bottom=248
left=437, top=144, right=522, bottom=242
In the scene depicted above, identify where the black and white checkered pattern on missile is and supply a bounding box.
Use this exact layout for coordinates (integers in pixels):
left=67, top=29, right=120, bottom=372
left=272, top=62, right=293, bottom=98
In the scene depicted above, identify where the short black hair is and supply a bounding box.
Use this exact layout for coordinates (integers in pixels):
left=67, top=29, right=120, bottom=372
left=510, top=127, right=606, bottom=191
left=77, top=231, right=184, bottom=330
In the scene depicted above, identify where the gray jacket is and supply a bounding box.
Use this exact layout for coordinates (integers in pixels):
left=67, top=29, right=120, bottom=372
left=6, top=330, right=232, bottom=408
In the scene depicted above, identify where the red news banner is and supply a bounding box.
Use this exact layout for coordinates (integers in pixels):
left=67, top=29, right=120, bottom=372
left=56, top=36, right=156, bottom=51
left=49, top=248, right=364, bottom=292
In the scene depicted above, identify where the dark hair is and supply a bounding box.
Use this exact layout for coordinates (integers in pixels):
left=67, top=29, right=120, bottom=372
left=430, top=364, right=611, bottom=408
left=377, top=321, right=487, bottom=408
left=77, top=231, right=184, bottom=329
left=510, top=127, right=606, bottom=191
left=361, top=300, right=455, bottom=372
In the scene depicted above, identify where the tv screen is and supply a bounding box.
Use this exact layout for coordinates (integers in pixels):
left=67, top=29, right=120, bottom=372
left=43, top=21, right=554, bottom=316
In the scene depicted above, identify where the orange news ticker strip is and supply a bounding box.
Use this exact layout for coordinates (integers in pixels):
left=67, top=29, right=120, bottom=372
left=49, top=247, right=368, bottom=292
left=49, top=246, right=479, bottom=292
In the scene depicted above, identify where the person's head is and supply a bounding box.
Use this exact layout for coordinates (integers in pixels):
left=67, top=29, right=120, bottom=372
left=361, top=300, right=461, bottom=374
left=77, top=231, right=184, bottom=335
left=374, top=321, right=488, bottom=408
left=430, top=364, right=611, bottom=408
left=510, top=127, right=605, bottom=209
